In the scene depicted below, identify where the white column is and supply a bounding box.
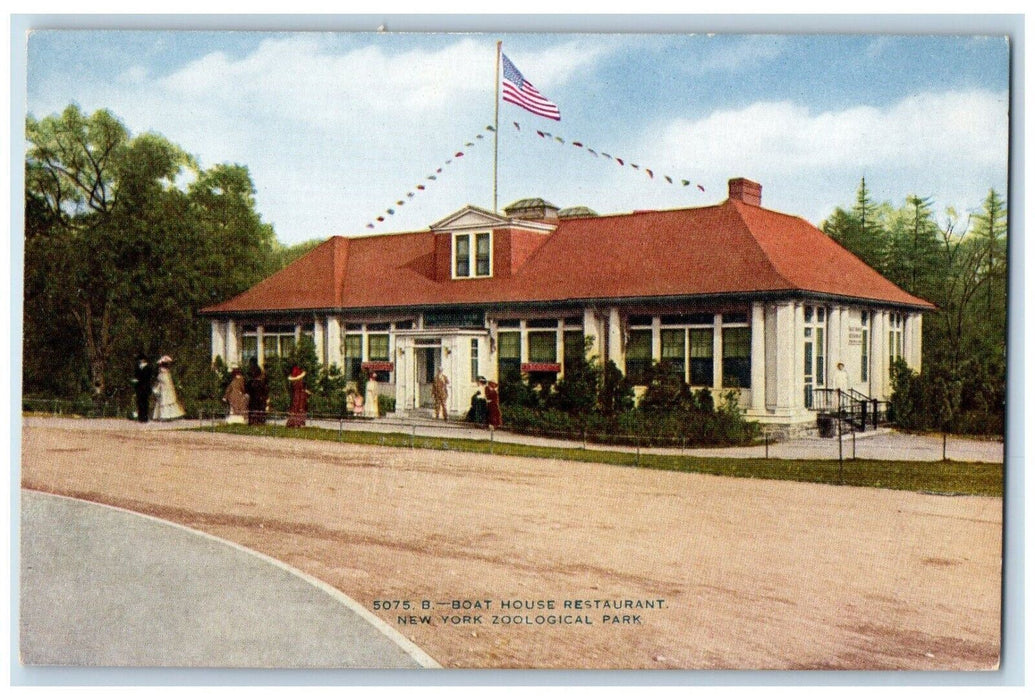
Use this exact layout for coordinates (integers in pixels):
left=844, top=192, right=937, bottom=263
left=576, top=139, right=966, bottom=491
left=750, top=302, right=765, bottom=411
left=793, top=303, right=805, bottom=409
left=520, top=321, right=529, bottom=365
left=326, top=316, right=343, bottom=368
left=607, top=307, right=622, bottom=370
left=210, top=320, right=225, bottom=364
left=827, top=305, right=842, bottom=377
left=395, top=337, right=410, bottom=411
left=256, top=325, right=265, bottom=367
left=583, top=307, right=602, bottom=360
left=773, top=302, right=795, bottom=411
left=226, top=319, right=238, bottom=366
left=871, top=311, right=887, bottom=400
left=314, top=318, right=325, bottom=365
left=712, top=314, right=723, bottom=390
left=651, top=315, right=662, bottom=364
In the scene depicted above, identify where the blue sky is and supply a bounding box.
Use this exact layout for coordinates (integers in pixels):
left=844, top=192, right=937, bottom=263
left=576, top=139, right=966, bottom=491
left=25, top=30, right=1010, bottom=245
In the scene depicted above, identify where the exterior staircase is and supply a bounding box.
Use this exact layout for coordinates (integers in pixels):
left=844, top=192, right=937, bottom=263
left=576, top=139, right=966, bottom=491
left=813, top=388, right=889, bottom=435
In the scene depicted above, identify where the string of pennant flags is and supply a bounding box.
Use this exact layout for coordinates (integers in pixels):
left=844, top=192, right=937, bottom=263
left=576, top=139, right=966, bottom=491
left=511, top=120, right=707, bottom=192
left=365, top=125, right=496, bottom=229
left=364, top=121, right=707, bottom=230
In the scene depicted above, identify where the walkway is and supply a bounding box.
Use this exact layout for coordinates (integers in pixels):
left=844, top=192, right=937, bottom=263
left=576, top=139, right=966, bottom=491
left=21, top=414, right=1005, bottom=463
left=19, top=490, right=439, bottom=668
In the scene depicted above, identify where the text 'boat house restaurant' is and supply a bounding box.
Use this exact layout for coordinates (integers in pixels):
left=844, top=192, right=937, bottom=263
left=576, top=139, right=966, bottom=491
left=202, top=178, right=934, bottom=430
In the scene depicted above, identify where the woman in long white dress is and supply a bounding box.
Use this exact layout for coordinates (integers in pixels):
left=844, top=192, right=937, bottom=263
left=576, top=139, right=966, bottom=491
left=363, top=372, right=380, bottom=418
left=152, top=355, right=186, bottom=421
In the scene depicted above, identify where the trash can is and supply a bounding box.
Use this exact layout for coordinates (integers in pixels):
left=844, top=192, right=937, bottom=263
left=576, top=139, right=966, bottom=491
left=817, top=415, right=836, bottom=438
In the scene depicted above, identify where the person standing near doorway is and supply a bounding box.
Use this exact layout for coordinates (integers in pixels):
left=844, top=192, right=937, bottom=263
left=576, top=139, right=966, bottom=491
left=485, top=379, right=502, bottom=431
left=364, top=372, right=380, bottom=418
left=833, top=361, right=851, bottom=410
left=432, top=368, right=450, bottom=421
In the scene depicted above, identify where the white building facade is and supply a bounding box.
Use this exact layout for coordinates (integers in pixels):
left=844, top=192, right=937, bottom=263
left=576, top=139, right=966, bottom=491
left=203, top=179, right=932, bottom=428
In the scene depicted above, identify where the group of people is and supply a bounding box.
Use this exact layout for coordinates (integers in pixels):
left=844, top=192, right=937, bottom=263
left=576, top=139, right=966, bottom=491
left=222, top=361, right=382, bottom=427
left=431, top=369, right=501, bottom=429
left=131, top=354, right=186, bottom=423
left=135, top=353, right=502, bottom=429
left=220, top=357, right=278, bottom=426
left=464, top=375, right=503, bottom=430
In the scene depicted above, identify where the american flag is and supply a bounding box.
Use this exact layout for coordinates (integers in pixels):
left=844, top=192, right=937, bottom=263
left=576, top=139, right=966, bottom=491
left=501, top=53, right=560, bottom=121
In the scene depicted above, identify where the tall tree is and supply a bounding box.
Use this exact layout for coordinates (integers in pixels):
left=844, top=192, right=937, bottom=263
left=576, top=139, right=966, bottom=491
left=24, top=105, right=277, bottom=406
left=971, top=188, right=1008, bottom=316
left=822, top=177, right=888, bottom=271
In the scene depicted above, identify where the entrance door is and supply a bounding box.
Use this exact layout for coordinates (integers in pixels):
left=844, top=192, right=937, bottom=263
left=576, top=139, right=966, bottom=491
left=414, top=345, right=440, bottom=409
left=803, top=321, right=826, bottom=409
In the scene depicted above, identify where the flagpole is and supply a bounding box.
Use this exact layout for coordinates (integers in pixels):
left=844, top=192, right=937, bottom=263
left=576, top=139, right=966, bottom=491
left=493, top=40, right=501, bottom=214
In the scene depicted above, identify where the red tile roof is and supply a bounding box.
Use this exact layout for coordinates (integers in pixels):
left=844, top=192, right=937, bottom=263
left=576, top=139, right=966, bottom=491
left=202, top=197, right=934, bottom=314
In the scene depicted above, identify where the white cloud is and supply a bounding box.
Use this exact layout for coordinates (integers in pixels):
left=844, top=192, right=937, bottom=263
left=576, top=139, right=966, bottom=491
left=27, top=35, right=622, bottom=243
left=26, top=35, right=1008, bottom=244
left=639, top=89, right=1008, bottom=222
left=689, top=35, right=787, bottom=75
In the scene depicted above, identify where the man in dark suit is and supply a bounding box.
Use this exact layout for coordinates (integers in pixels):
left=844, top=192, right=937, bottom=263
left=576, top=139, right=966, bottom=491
left=131, top=354, right=154, bottom=423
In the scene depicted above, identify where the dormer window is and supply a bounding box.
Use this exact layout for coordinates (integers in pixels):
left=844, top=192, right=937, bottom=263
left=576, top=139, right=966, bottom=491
left=453, top=231, right=492, bottom=278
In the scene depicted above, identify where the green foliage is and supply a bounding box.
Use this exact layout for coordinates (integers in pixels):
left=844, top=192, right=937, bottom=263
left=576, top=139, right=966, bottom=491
left=638, top=361, right=692, bottom=413
left=823, top=179, right=1007, bottom=436
left=23, top=104, right=277, bottom=411
left=498, top=367, right=542, bottom=410
left=888, top=358, right=1001, bottom=435
left=598, top=359, right=635, bottom=416
left=545, top=340, right=601, bottom=417
left=378, top=395, right=397, bottom=415
left=502, top=404, right=756, bottom=447
left=503, top=352, right=757, bottom=447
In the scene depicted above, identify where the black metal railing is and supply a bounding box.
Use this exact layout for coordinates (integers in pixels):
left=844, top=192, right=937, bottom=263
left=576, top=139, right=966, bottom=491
left=813, top=388, right=888, bottom=432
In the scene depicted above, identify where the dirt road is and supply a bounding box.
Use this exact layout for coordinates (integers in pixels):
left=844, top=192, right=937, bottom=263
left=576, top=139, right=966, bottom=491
left=20, top=422, right=1002, bottom=669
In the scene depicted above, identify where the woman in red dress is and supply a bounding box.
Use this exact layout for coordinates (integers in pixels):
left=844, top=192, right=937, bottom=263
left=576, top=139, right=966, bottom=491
left=286, top=366, right=310, bottom=428
left=485, top=379, right=502, bottom=430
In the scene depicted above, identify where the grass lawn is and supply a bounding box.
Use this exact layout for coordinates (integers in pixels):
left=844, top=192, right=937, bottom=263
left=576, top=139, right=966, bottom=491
left=196, top=424, right=1002, bottom=497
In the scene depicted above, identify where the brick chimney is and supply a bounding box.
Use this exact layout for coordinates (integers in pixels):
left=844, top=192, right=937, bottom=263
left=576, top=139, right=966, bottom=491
left=728, top=178, right=762, bottom=206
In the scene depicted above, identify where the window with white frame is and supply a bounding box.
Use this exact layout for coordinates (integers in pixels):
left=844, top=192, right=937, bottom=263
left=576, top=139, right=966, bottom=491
left=453, top=231, right=492, bottom=278
left=241, top=326, right=259, bottom=364
left=860, top=311, right=870, bottom=383
left=888, top=312, right=904, bottom=369
left=263, top=325, right=297, bottom=360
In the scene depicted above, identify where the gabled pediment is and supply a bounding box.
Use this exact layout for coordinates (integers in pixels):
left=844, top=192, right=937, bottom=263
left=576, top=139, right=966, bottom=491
left=429, top=204, right=557, bottom=234
left=429, top=205, right=508, bottom=232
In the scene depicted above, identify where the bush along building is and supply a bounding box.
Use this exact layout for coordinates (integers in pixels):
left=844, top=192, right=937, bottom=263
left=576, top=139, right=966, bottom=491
left=201, top=178, right=934, bottom=433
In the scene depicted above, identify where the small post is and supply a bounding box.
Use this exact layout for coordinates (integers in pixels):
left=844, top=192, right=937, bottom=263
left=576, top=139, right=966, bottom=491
left=943, top=432, right=948, bottom=462
left=764, top=429, right=769, bottom=460
left=837, top=415, right=844, bottom=484
left=852, top=426, right=857, bottom=460
left=411, top=424, right=416, bottom=449
left=338, top=418, right=343, bottom=441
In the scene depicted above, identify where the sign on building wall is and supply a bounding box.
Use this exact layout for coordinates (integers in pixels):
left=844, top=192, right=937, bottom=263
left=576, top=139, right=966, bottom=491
left=424, top=309, right=486, bottom=328
left=848, top=326, right=864, bottom=346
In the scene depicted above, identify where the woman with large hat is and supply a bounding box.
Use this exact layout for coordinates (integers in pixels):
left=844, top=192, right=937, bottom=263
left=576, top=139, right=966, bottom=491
left=152, top=355, right=186, bottom=421
left=286, top=365, right=311, bottom=428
